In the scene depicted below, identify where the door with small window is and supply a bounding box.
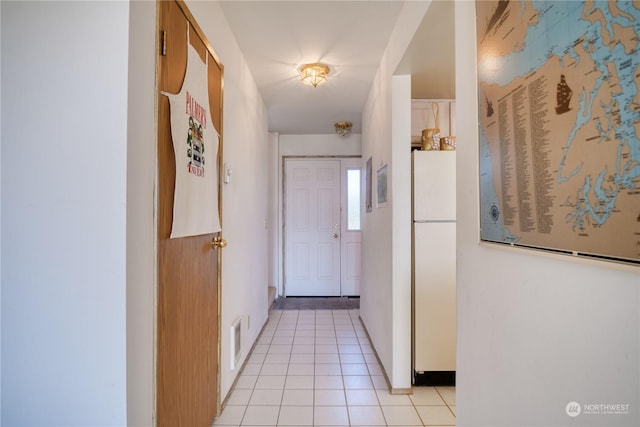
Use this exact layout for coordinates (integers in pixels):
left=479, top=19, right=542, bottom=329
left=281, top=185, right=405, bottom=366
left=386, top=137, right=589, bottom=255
left=284, top=157, right=362, bottom=296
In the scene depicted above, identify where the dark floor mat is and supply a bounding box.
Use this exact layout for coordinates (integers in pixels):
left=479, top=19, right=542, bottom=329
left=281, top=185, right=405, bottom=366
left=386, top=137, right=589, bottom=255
left=272, top=296, right=360, bottom=310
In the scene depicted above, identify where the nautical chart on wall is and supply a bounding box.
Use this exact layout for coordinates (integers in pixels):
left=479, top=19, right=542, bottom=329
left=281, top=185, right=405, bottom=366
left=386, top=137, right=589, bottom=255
left=476, top=0, right=640, bottom=264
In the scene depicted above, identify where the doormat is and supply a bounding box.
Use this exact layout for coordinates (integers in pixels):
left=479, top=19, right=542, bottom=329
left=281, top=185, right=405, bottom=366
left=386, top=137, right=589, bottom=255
left=272, top=297, right=360, bottom=310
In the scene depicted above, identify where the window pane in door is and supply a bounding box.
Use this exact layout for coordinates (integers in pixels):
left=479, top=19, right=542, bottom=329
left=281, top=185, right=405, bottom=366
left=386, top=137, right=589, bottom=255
left=347, top=169, right=361, bottom=231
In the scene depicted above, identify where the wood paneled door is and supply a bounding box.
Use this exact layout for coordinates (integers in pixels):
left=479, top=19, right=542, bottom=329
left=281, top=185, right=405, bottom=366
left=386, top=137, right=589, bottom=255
left=156, top=1, right=224, bottom=426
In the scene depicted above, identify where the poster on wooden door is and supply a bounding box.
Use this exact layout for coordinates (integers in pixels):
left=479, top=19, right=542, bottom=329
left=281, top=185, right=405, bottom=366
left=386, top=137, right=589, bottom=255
left=162, top=28, right=221, bottom=238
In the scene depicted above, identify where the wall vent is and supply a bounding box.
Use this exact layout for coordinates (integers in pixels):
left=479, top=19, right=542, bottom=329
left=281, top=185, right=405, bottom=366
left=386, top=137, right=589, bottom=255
left=230, top=318, right=242, bottom=370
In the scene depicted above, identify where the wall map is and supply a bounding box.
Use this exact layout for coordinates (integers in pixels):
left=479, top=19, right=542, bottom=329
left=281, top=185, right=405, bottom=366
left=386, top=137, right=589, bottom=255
left=476, top=0, right=640, bottom=263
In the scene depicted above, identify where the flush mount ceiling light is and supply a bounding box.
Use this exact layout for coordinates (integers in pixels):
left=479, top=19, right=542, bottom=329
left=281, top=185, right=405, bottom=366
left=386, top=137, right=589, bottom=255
left=299, top=63, right=330, bottom=88
left=335, top=121, right=352, bottom=136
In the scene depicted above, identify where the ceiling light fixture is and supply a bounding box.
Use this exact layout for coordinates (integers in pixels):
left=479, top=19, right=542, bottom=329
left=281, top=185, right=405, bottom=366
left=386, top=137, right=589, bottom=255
left=335, top=121, right=352, bottom=136
left=299, top=63, right=330, bottom=88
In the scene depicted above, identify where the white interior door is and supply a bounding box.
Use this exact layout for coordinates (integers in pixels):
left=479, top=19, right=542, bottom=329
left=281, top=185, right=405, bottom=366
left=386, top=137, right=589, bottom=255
left=285, top=159, right=341, bottom=296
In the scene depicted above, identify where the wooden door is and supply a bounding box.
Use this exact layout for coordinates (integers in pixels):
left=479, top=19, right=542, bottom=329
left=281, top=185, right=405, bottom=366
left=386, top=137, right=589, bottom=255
left=157, top=2, right=224, bottom=426
left=284, top=159, right=341, bottom=296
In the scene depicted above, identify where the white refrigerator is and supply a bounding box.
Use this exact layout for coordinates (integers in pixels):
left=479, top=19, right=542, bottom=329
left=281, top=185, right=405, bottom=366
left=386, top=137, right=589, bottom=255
left=412, top=150, right=456, bottom=385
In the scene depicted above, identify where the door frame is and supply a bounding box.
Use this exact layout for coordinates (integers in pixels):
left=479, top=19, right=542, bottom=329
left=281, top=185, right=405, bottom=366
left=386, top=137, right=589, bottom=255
left=154, top=0, right=224, bottom=422
left=281, top=155, right=361, bottom=297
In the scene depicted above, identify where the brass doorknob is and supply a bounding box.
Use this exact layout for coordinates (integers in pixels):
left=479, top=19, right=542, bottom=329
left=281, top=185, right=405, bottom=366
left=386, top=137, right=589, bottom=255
left=333, top=233, right=339, bottom=239
left=211, top=236, right=227, bottom=249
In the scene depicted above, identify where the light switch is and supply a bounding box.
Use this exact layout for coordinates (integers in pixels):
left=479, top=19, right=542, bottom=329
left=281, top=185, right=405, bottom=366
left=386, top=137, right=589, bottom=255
left=224, top=163, right=232, bottom=184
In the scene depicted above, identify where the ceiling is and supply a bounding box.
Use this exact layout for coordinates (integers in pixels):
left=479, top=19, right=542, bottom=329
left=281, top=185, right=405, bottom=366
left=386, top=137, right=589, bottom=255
left=219, top=1, right=455, bottom=135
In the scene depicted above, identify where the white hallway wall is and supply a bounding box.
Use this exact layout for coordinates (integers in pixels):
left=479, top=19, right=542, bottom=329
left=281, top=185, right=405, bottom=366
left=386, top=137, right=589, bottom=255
left=455, top=2, right=639, bottom=427
left=126, top=1, right=156, bottom=424
left=1, top=2, right=130, bottom=425
left=360, top=1, right=430, bottom=391
left=183, top=0, right=271, bottom=404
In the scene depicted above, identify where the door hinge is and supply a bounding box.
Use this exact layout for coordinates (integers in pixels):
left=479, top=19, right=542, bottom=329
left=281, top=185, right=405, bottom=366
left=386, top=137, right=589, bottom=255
left=160, top=30, right=167, bottom=56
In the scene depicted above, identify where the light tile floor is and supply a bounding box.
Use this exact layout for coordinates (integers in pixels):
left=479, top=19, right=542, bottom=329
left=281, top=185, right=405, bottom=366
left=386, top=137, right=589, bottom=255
left=213, top=308, right=456, bottom=426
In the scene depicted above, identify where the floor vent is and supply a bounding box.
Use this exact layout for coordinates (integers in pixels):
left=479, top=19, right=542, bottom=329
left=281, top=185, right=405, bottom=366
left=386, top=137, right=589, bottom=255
left=230, top=318, right=242, bottom=370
